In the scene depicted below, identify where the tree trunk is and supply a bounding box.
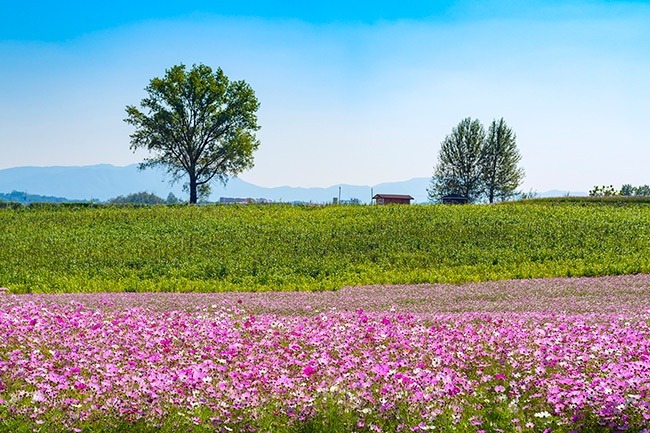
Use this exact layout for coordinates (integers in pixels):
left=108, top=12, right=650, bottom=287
left=189, top=175, right=198, bottom=204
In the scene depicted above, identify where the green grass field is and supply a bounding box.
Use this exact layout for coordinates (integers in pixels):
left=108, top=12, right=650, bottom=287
left=1, top=202, right=649, bottom=293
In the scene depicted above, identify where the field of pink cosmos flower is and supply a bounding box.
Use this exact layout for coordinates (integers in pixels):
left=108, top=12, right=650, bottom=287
left=2, top=274, right=650, bottom=432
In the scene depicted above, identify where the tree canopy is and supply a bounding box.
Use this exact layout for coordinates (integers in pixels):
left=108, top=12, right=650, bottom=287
left=428, top=117, right=524, bottom=203
left=108, top=192, right=165, bottom=205
left=482, top=118, right=525, bottom=203
left=125, top=64, right=260, bottom=203
left=619, top=184, right=650, bottom=196
left=427, top=118, right=486, bottom=203
left=592, top=184, right=650, bottom=197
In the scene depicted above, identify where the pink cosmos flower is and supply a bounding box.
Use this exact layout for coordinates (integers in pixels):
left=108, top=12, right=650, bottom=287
left=2, top=274, right=650, bottom=431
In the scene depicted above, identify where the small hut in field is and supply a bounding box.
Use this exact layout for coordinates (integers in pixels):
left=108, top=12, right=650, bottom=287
left=373, top=194, right=414, bottom=205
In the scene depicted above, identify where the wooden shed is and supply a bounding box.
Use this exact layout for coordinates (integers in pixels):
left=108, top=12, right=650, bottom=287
left=442, top=194, right=469, bottom=205
left=373, top=194, right=414, bottom=205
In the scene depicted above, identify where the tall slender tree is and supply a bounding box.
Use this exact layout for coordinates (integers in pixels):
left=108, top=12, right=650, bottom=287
left=125, top=64, right=260, bottom=203
left=427, top=117, right=486, bottom=203
left=481, top=118, right=525, bottom=203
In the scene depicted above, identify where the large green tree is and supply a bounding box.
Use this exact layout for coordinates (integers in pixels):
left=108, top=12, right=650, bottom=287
left=427, top=117, right=486, bottom=203
left=125, top=64, right=260, bottom=203
left=481, top=118, right=525, bottom=203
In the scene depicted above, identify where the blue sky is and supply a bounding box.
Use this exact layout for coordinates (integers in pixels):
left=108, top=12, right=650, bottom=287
left=1, top=1, right=649, bottom=193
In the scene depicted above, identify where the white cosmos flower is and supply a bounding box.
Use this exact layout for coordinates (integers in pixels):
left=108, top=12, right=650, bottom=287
left=32, top=390, right=46, bottom=403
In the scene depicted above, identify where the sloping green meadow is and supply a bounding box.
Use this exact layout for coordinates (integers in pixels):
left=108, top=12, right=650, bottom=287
left=1, top=203, right=648, bottom=293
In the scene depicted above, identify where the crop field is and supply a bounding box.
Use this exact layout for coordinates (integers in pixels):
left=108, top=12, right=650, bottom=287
left=2, top=274, right=650, bottom=432
left=1, top=203, right=649, bottom=293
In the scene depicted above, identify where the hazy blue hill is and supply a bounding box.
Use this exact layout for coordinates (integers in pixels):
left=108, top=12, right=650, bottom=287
left=0, top=164, right=428, bottom=203
left=373, top=178, right=432, bottom=202
left=0, top=164, right=585, bottom=203
left=0, top=190, right=80, bottom=204
left=0, top=165, right=190, bottom=202
left=538, top=190, right=588, bottom=198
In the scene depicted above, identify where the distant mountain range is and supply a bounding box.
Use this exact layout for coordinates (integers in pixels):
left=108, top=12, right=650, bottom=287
left=0, top=164, right=585, bottom=204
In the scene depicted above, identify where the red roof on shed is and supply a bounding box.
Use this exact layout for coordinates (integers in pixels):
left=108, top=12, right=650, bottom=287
left=373, top=194, right=414, bottom=200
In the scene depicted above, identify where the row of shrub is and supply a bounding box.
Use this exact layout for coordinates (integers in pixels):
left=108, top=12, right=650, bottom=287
left=507, top=195, right=650, bottom=206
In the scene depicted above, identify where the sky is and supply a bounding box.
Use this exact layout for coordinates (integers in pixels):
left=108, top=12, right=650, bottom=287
left=1, top=1, right=649, bottom=193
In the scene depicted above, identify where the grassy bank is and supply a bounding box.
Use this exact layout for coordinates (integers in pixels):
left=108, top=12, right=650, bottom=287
left=1, top=203, right=649, bottom=293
